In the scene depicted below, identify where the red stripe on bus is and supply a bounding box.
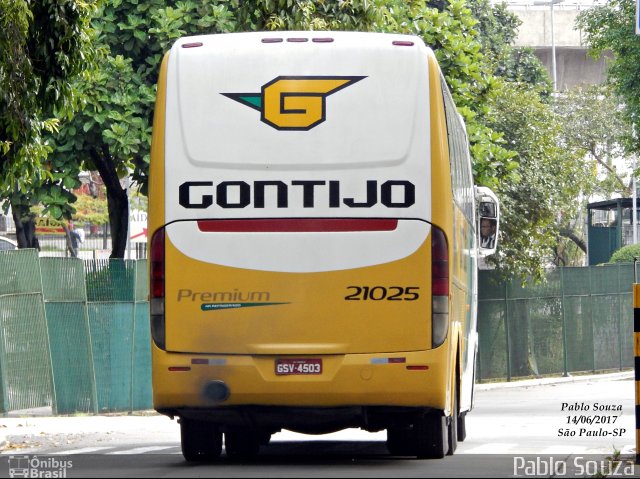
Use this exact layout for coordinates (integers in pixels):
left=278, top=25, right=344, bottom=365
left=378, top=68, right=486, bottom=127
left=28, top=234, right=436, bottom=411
left=197, top=219, right=398, bottom=233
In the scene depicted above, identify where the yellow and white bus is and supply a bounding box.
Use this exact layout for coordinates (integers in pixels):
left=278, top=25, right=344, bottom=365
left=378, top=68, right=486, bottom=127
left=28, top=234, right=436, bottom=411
left=149, top=31, right=499, bottom=461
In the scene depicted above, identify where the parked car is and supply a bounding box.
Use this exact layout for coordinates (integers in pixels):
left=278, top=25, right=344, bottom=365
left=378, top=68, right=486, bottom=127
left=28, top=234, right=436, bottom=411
left=0, top=236, right=17, bottom=251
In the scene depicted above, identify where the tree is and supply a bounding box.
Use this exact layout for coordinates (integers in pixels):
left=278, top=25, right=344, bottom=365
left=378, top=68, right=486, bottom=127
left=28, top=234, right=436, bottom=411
left=609, top=243, right=640, bottom=263
left=0, top=0, right=96, bottom=249
left=50, top=54, right=153, bottom=258
left=576, top=0, right=640, bottom=150
left=52, top=0, right=582, bottom=280
left=562, top=3, right=640, bottom=264
left=48, top=0, right=516, bottom=258
left=467, top=0, right=551, bottom=95
left=410, top=1, right=519, bottom=190
left=555, top=85, right=633, bottom=197
left=50, top=0, right=241, bottom=258
left=463, top=0, right=588, bottom=277
left=483, top=81, right=587, bottom=279
left=71, top=193, right=109, bottom=227
left=546, top=83, right=638, bottom=267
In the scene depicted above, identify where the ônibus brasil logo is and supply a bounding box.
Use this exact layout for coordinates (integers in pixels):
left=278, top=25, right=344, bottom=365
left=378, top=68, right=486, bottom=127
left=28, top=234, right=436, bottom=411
left=222, top=76, right=366, bottom=131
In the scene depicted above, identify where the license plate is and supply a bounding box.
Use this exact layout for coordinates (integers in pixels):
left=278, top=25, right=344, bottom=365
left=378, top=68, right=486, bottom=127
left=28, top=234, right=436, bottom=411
left=275, top=358, right=322, bottom=376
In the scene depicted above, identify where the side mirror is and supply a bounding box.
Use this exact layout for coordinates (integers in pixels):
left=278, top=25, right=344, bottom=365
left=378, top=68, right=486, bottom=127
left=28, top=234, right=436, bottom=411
left=475, top=186, right=500, bottom=257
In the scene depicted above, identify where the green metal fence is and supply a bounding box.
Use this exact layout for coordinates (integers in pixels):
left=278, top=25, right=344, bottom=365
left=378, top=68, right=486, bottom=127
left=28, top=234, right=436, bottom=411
left=0, top=249, right=635, bottom=413
left=0, top=250, right=52, bottom=412
left=478, top=264, right=635, bottom=381
left=0, top=250, right=150, bottom=414
left=41, top=257, right=96, bottom=414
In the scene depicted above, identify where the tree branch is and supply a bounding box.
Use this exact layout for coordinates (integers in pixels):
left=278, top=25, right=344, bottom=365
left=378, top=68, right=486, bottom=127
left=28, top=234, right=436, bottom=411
left=590, top=146, right=630, bottom=195
left=558, top=227, right=587, bottom=253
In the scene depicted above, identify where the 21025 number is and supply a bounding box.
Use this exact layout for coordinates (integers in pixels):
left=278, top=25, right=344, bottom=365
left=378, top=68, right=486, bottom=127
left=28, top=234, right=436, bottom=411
left=345, top=286, right=420, bottom=301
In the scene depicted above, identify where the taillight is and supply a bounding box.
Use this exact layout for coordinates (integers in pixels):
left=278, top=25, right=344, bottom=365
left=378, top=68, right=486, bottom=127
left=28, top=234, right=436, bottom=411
left=392, top=41, right=415, bottom=47
left=431, top=226, right=449, bottom=348
left=150, top=228, right=166, bottom=350
left=431, top=226, right=449, bottom=296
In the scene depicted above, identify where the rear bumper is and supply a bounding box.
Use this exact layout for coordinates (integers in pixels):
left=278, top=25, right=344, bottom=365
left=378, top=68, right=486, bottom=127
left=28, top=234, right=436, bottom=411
left=152, top=345, right=450, bottom=415
left=159, top=405, right=435, bottom=434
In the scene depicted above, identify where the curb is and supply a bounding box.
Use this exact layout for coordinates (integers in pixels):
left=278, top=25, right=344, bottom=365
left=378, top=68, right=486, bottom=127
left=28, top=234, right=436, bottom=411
left=475, top=370, right=634, bottom=391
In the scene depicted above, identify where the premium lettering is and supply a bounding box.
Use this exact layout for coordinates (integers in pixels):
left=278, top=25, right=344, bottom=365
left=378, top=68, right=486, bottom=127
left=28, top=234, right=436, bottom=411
left=177, top=289, right=271, bottom=302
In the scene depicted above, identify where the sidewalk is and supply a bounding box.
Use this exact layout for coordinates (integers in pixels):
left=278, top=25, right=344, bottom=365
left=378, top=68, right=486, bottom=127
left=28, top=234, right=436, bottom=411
left=0, top=412, right=176, bottom=453
left=0, top=370, right=635, bottom=453
left=475, top=369, right=634, bottom=390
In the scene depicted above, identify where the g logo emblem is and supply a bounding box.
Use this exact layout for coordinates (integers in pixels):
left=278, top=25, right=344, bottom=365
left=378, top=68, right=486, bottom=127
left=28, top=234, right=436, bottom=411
left=223, top=76, right=366, bottom=130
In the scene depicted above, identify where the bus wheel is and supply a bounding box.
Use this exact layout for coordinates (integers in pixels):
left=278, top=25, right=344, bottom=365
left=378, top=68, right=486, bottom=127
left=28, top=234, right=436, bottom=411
left=386, top=427, right=414, bottom=456
left=457, top=411, right=467, bottom=442
left=258, top=431, right=272, bottom=446
left=415, top=411, right=448, bottom=459
left=447, top=382, right=458, bottom=455
left=180, top=418, right=222, bottom=462
left=387, top=412, right=448, bottom=459
left=224, top=427, right=261, bottom=460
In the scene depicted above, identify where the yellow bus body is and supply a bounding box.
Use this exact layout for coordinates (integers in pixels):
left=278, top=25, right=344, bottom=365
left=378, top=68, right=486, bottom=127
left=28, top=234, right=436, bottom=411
left=149, top=32, right=490, bottom=459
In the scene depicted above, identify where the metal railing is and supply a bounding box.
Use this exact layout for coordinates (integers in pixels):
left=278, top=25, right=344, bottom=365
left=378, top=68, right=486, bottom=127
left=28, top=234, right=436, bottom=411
left=477, top=264, right=635, bottom=381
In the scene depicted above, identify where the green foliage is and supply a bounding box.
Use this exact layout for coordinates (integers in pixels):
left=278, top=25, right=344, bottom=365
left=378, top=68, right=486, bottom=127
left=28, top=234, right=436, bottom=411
left=577, top=0, right=640, bottom=147
left=50, top=0, right=245, bottom=199
left=53, top=0, right=517, bottom=197
left=467, top=0, right=551, bottom=96
left=554, top=85, right=633, bottom=198
left=44, top=0, right=520, bottom=258
left=73, top=194, right=109, bottom=226
left=484, top=81, right=586, bottom=279
left=50, top=54, right=155, bottom=187
left=0, top=0, right=96, bottom=191
left=406, top=1, right=519, bottom=190
left=461, top=0, right=574, bottom=278
left=40, top=0, right=556, bottom=273
left=556, top=0, right=640, bottom=266
left=609, top=243, right=640, bottom=264
left=468, top=0, right=520, bottom=49
left=0, top=0, right=97, bottom=248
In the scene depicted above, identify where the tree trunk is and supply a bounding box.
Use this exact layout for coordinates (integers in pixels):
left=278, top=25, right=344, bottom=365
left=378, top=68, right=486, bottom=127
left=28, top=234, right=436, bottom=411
left=559, top=226, right=587, bottom=254
left=10, top=199, right=40, bottom=250
left=91, top=148, right=128, bottom=259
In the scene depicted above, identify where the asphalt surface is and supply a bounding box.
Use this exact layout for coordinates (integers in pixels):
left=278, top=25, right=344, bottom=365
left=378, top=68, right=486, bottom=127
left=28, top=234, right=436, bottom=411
left=0, top=370, right=634, bottom=453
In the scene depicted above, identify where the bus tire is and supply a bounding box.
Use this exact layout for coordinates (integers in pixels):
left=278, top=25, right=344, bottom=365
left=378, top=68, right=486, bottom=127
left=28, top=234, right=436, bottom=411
left=224, top=427, right=261, bottom=460
left=258, top=431, right=272, bottom=446
left=387, top=412, right=449, bottom=459
left=180, top=418, right=222, bottom=462
left=415, top=411, right=448, bottom=459
left=457, top=411, right=467, bottom=442
left=386, top=427, right=413, bottom=456
left=447, top=381, right=458, bottom=455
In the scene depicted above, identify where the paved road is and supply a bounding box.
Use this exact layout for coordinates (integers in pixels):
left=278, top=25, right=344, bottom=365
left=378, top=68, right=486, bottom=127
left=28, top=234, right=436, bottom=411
left=0, top=372, right=636, bottom=477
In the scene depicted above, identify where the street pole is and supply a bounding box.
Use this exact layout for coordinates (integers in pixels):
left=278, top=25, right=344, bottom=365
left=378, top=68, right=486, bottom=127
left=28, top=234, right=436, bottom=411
left=126, top=174, right=132, bottom=260
left=551, top=0, right=557, bottom=91
left=534, top=0, right=563, bottom=92
left=634, top=152, right=638, bottom=245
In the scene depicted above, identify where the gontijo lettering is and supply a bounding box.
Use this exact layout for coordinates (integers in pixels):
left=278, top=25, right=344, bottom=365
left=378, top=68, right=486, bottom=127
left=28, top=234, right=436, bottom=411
left=179, top=180, right=416, bottom=209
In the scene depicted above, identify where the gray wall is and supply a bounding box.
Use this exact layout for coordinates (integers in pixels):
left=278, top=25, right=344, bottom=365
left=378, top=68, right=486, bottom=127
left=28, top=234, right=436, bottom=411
left=509, top=7, right=611, bottom=89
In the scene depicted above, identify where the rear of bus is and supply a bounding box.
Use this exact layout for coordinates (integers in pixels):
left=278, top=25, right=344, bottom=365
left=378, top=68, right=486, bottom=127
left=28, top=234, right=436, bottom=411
left=149, top=31, right=470, bottom=460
